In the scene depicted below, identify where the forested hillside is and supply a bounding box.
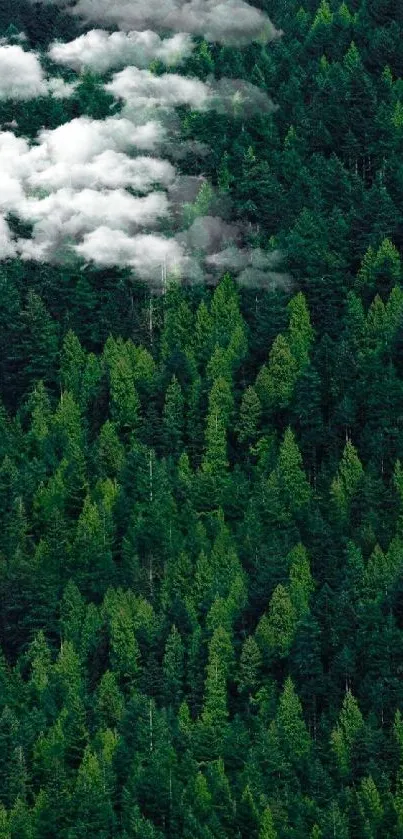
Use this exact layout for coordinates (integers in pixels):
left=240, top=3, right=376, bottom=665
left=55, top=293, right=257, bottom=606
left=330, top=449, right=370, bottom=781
left=1, top=0, right=403, bottom=836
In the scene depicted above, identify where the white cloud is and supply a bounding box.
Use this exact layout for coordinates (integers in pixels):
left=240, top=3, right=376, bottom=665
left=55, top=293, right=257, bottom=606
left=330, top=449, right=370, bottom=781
left=0, top=45, right=78, bottom=101
left=0, top=174, right=25, bottom=211
left=0, top=115, right=286, bottom=290
left=0, top=118, right=169, bottom=216
left=105, top=67, right=209, bottom=110
left=49, top=30, right=194, bottom=73
left=75, top=227, right=187, bottom=279
left=0, top=215, right=16, bottom=258
left=19, top=187, right=169, bottom=232
left=16, top=238, right=55, bottom=262
left=0, top=118, right=173, bottom=266
left=0, top=133, right=32, bottom=213
left=105, top=67, right=275, bottom=118
left=27, top=150, right=176, bottom=192
left=32, top=0, right=279, bottom=46
left=46, top=77, right=78, bottom=98
left=11, top=189, right=170, bottom=264
left=0, top=45, right=45, bottom=100
left=35, top=116, right=165, bottom=167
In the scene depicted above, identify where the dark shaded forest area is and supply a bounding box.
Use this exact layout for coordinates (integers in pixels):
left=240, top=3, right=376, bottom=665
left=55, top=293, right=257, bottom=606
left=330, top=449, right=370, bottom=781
left=2, top=0, right=403, bottom=836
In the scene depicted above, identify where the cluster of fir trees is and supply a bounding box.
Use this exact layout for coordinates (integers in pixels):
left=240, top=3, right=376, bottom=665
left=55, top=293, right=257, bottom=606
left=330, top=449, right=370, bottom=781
left=1, top=0, right=403, bottom=836
left=2, top=273, right=403, bottom=837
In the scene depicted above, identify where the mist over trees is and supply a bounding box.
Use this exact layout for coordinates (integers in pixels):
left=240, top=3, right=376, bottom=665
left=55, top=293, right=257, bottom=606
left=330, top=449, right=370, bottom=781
left=1, top=0, right=403, bottom=837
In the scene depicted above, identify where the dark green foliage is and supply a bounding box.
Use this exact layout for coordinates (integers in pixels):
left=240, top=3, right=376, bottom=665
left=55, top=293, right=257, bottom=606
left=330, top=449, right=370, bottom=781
left=2, top=0, right=403, bottom=836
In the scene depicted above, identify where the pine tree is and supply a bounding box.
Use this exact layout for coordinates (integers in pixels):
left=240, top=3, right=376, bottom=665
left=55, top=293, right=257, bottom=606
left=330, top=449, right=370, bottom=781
left=71, top=495, right=114, bottom=597
left=274, top=427, right=312, bottom=515
left=394, top=766, right=403, bottom=837
left=160, top=287, right=193, bottom=364
left=312, top=0, right=333, bottom=28
left=331, top=690, right=364, bottom=778
left=103, top=339, right=140, bottom=434
left=276, top=676, right=311, bottom=765
left=193, top=300, right=215, bottom=368
left=96, top=420, right=125, bottom=478
left=163, top=625, right=185, bottom=709
left=331, top=440, right=364, bottom=522
left=237, top=636, right=262, bottom=696
left=259, top=806, right=278, bottom=839
left=8, top=798, right=33, bottom=839
left=199, top=627, right=234, bottom=759
left=95, top=671, right=125, bottom=729
left=162, top=376, right=185, bottom=458
left=60, top=331, right=86, bottom=402
left=238, top=785, right=259, bottom=839
left=104, top=590, right=140, bottom=688
left=26, top=630, right=52, bottom=705
left=210, top=274, right=245, bottom=350
left=255, top=335, right=298, bottom=413
left=20, top=290, right=60, bottom=387
left=25, top=381, right=53, bottom=464
left=237, top=386, right=262, bottom=446
left=200, top=377, right=234, bottom=502
left=357, top=238, right=401, bottom=300
left=357, top=775, right=383, bottom=837
left=68, top=746, right=115, bottom=839
left=256, top=585, right=297, bottom=659
left=288, top=543, right=315, bottom=618
left=287, top=292, right=315, bottom=367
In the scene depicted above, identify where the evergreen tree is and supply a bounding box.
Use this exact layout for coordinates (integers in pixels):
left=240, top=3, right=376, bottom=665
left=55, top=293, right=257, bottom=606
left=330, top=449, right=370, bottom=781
left=331, top=690, right=364, bottom=778
left=68, top=746, right=115, bottom=839
left=163, top=625, right=185, bottom=709
left=162, top=377, right=185, bottom=458
left=259, top=807, right=278, bottom=839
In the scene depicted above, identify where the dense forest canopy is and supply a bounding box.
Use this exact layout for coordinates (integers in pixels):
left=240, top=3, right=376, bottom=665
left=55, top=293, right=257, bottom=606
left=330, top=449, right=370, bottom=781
left=1, top=0, right=403, bottom=837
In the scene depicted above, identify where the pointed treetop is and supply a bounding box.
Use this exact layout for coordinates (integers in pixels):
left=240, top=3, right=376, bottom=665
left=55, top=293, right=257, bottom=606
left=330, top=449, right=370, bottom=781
left=344, top=41, right=361, bottom=71
left=337, top=2, right=353, bottom=23
left=259, top=806, right=278, bottom=839
left=312, top=0, right=333, bottom=28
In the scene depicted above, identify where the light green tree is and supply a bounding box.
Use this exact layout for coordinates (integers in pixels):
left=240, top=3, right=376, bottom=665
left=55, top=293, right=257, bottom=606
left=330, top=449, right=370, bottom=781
left=331, top=440, right=364, bottom=520
left=287, top=291, right=314, bottom=367
left=357, top=775, right=383, bottom=837
left=60, top=331, right=86, bottom=401
left=259, top=806, right=278, bottom=839
left=331, top=690, right=364, bottom=777
left=199, top=626, right=234, bottom=758
left=256, top=585, right=297, bottom=659
left=96, top=420, right=125, bottom=478
left=237, top=636, right=262, bottom=695
left=68, top=746, right=115, bottom=839
left=255, top=335, right=298, bottom=412
left=95, top=670, right=125, bottom=729
left=202, top=377, right=234, bottom=478
left=237, top=386, right=262, bottom=445
left=273, top=427, right=312, bottom=514
left=276, top=676, right=311, bottom=764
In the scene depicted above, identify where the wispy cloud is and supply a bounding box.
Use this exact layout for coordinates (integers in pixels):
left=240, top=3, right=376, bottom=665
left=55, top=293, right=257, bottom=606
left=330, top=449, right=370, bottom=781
left=32, top=0, right=280, bottom=46
left=49, top=30, right=195, bottom=73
